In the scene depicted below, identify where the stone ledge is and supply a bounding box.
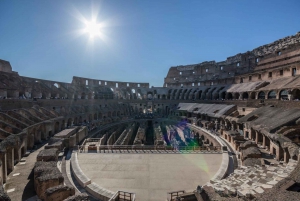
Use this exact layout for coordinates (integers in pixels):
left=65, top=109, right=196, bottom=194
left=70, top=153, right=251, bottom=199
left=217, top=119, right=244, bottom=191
left=211, top=152, right=230, bottom=181
left=85, top=182, right=115, bottom=201
left=70, top=152, right=91, bottom=187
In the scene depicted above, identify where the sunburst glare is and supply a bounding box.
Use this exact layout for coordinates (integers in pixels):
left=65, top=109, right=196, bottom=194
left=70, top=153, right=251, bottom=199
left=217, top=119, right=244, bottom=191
left=84, top=20, right=102, bottom=38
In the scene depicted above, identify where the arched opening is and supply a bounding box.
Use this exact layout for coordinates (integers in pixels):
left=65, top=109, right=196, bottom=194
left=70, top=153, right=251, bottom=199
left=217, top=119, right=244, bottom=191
left=279, top=89, right=289, bottom=100
left=258, top=91, right=265, bottom=99
left=234, top=92, right=240, bottom=99
left=213, top=92, right=219, bottom=100
left=54, top=83, right=60, bottom=88
left=292, top=89, right=300, bottom=100
left=227, top=93, right=233, bottom=100
left=147, top=92, right=153, bottom=100
left=242, top=92, right=249, bottom=99
left=268, top=90, right=276, bottom=99
left=81, top=93, right=86, bottom=99
left=292, top=155, right=298, bottom=161
left=202, top=88, right=210, bottom=99
left=250, top=92, right=256, bottom=99
left=220, top=91, right=226, bottom=100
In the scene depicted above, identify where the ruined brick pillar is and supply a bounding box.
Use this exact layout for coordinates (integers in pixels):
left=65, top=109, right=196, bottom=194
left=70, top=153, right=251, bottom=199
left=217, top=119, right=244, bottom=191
left=14, top=147, right=21, bottom=164
left=6, top=148, right=14, bottom=174
left=284, top=149, right=290, bottom=163
left=0, top=153, right=7, bottom=184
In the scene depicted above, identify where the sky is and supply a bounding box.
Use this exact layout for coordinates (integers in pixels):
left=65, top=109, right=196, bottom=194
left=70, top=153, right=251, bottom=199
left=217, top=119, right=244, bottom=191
left=0, top=0, right=300, bottom=87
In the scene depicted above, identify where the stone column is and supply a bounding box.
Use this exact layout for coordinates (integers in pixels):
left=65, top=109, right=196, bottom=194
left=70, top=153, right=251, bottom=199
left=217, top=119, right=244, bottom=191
left=255, top=132, right=259, bottom=144
left=262, top=135, right=266, bottom=148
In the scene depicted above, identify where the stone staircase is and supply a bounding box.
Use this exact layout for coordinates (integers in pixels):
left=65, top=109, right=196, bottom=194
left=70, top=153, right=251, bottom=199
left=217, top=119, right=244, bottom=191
left=206, top=159, right=298, bottom=198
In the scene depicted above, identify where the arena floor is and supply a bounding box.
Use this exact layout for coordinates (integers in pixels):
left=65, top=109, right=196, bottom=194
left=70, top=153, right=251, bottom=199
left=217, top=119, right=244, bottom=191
left=77, top=153, right=222, bottom=201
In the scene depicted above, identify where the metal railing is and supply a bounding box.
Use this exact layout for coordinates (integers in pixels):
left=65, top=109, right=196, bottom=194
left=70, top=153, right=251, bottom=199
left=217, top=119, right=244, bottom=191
left=77, top=144, right=222, bottom=153
left=167, top=190, right=185, bottom=201
left=109, top=191, right=136, bottom=201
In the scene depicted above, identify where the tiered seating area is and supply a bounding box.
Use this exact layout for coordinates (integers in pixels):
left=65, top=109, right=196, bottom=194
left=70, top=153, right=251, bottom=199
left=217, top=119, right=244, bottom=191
left=206, top=159, right=298, bottom=198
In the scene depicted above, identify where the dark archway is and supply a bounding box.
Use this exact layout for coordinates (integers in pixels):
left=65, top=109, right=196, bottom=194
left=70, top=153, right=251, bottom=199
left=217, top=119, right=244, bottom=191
left=279, top=89, right=288, bottom=100
left=268, top=90, right=276, bottom=99
left=258, top=91, right=265, bottom=99
left=242, top=92, right=249, bottom=99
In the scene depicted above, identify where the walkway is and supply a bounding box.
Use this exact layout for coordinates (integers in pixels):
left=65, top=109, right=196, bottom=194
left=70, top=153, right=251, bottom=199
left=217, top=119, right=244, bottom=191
left=4, top=143, right=46, bottom=201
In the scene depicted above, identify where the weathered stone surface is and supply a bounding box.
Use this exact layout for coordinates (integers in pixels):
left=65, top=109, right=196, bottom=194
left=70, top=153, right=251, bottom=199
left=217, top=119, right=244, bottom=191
left=63, top=193, right=89, bottom=201
left=37, top=148, right=59, bottom=162
left=44, top=185, right=75, bottom=201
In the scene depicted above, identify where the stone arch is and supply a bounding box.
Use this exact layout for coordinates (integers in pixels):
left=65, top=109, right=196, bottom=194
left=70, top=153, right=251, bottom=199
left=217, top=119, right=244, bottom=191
left=234, top=92, right=240, bottom=99
left=268, top=90, right=276, bottom=99
left=207, top=87, right=217, bottom=100
left=213, top=91, right=220, bottom=100
left=226, top=92, right=233, bottom=100
left=279, top=89, right=289, bottom=100
left=292, top=155, right=298, bottom=161
left=220, top=91, right=226, bottom=100
left=242, top=92, right=249, bottom=99
left=258, top=91, right=265, bottom=99
left=147, top=92, right=153, bottom=100
left=181, top=89, right=188, bottom=99
left=197, top=90, right=202, bottom=99
left=202, top=88, right=211, bottom=99
left=292, top=88, right=300, bottom=100
left=171, top=89, right=178, bottom=99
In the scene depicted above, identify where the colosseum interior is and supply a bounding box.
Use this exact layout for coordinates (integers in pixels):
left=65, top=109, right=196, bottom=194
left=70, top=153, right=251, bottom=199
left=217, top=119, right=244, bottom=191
left=0, top=32, right=300, bottom=201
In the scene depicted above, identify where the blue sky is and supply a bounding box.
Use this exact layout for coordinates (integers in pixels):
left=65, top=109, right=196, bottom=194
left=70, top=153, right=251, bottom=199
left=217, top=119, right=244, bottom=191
left=0, top=0, right=299, bottom=87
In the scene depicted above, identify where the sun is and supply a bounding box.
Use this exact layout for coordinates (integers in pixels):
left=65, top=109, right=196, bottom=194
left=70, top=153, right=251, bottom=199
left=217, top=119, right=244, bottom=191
left=84, top=20, right=101, bottom=38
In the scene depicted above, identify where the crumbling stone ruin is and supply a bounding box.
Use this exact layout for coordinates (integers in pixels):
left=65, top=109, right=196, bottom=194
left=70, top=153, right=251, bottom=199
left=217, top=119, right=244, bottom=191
left=0, top=32, right=300, bottom=200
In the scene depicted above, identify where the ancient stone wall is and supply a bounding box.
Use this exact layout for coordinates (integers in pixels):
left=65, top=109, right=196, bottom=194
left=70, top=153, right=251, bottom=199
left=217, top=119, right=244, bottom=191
left=164, top=32, right=300, bottom=87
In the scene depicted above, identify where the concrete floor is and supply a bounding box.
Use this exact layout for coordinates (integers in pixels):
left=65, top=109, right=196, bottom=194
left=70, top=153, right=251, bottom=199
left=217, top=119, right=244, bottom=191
left=78, top=153, right=222, bottom=201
